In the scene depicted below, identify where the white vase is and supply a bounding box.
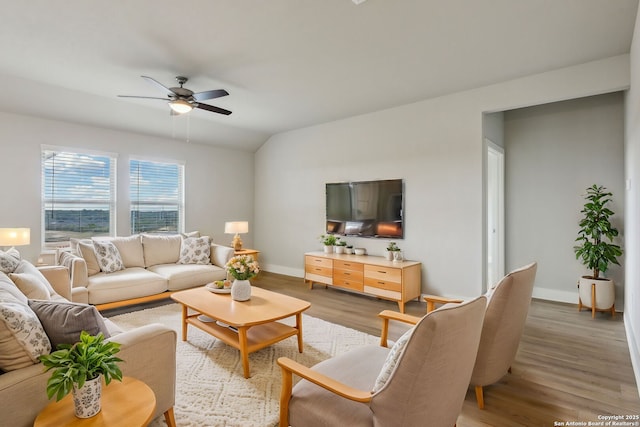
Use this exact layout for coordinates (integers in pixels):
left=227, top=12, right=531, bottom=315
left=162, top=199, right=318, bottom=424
left=73, top=375, right=102, bottom=418
left=335, top=246, right=345, bottom=254
left=385, top=250, right=393, bottom=261
left=323, top=245, right=333, bottom=254
left=232, top=279, right=252, bottom=301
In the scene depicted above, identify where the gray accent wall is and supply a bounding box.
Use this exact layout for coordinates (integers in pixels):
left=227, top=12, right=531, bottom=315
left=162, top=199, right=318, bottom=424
left=504, top=93, right=625, bottom=306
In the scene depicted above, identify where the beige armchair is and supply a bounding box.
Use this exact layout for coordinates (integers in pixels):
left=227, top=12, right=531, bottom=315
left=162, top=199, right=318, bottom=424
left=277, top=296, right=487, bottom=427
left=423, top=262, right=538, bottom=409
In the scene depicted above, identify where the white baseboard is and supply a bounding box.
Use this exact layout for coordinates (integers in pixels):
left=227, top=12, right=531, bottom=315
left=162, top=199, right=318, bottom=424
left=532, top=287, right=578, bottom=304
left=262, top=264, right=304, bottom=279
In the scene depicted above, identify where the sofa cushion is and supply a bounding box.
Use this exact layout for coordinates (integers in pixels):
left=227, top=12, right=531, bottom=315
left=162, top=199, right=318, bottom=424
left=28, top=300, right=110, bottom=349
left=182, top=231, right=201, bottom=238
left=93, top=240, right=125, bottom=274
left=78, top=241, right=101, bottom=276
left=147, top=263, right=226, bottom=291
left=0, top=248, right=20, bottom=274
left=13, top=260, right=57, bottom=297
left=0, top=297, right=51, bottom=372
left=210, top=244, right=235, bottom=268
left=110, top=235, right=145, bottom=268
left=86, top=267, right=168, bottom=305
left=0, top=272, right=28, bottom=304
left=142, top=234, right=181, bottom=267
left=178, top=236, right=211, bottom=265
left=8, top=273, right=52, bottom=300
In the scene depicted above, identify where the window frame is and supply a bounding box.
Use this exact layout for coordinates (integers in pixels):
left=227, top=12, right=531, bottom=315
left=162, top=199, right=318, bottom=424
left=41, top=145, right=117, bottom=249
left=129, top=156, right=185, bottom=235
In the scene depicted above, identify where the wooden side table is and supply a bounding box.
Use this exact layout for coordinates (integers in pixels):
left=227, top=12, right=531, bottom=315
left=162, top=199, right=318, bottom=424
left=235, top=248, right=260, bottom=261
left=34, top=376, right=156, bottom=427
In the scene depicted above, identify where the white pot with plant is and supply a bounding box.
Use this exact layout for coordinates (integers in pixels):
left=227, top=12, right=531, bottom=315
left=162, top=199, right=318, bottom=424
left=319, top=234, right=339, bottom=253
left=39, top=331, right=123, bottom=418
left=386, top=242, right=400, bottom=261
left=573, top=184, right=623, bottom=317
left=335, top=240, right=347, bottom=254
left=226, top=254, right=260, bottom=301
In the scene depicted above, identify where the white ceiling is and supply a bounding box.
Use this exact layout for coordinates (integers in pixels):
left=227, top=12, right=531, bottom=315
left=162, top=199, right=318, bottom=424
left=0, top=0, right=637, bottom=151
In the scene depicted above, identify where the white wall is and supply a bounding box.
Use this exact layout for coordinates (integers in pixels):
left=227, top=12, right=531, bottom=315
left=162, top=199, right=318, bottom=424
left=255, top=55, right=630, bottom=300
left=625, top=4, right=640, bottom=397
left=0, top=112, right=255, bottom=262
left=504, top=93, right=625, bottom=305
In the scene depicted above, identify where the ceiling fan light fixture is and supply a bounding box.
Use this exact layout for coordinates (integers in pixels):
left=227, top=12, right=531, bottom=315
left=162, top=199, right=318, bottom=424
left=169, top=99, right=194, bottom=114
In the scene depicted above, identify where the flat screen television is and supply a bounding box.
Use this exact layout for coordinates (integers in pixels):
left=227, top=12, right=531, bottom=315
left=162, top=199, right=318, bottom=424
left=326, top=179, right=404, bottom=238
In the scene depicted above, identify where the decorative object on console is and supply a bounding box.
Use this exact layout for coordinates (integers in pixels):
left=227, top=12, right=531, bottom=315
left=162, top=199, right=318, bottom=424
left=385, top=242, right=400, bottom=261
left=319, top=234, right=339, bottom=253
left=334, top=240, right=347, bottom=254
left=39, top=331, right=123, bottom=418
left=574, top=184, right=622, bottom=318
left=225, top=221, right=249, bottom=250
left=354, top=248, right=366, bottom=255
left=225, top=254, right=260, bottom=301
left=345, top=245, right=354, bottom=255
left=0, top=227, right=30, bottom=250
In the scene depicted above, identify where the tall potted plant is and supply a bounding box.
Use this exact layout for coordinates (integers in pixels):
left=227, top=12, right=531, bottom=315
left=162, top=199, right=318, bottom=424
left=39, top=331, right=123, bottom=418
left=573, top=184, right=622, bottom=316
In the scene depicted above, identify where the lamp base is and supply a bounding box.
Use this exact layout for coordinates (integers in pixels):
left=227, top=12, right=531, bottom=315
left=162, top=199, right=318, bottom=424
left=232, top=234, right=243, bottom=251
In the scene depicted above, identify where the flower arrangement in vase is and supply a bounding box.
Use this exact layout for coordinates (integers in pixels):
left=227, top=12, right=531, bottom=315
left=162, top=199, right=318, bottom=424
left=225, top=255, right=260, bottom=301
left=386, top=242, right=400, bottom=261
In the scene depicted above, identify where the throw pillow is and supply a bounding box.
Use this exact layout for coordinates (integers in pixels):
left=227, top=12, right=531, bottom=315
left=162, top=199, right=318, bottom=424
left=8, top=273, right=52, bottom=300
left=13, top=260, right=57, bottom=297
left=28, top=300, right=110, bottom=350
left=0, top=249, right=20, bottom=274
left=0, top=272, right=28, bottom=304
left=181, top=231, right=201, bottom=238
left=372, top=326, right=414, bottom=392
left=110, top=235, right=144, bottom=268
left=92, top=240, right=125, bottom=274
left=69, top=238, right=92, bottom=256
left=77, top=241, right=101, bottom=276
left=0, top=298, right=51, bottom=371
left=178, top=236, right=211, bottom=265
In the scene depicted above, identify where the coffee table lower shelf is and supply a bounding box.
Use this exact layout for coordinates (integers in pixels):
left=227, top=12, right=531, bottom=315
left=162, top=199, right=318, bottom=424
left=186, top=315, right=300, bottom=353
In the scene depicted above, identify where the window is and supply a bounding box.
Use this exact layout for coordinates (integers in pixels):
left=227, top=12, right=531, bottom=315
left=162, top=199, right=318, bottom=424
left=42, top=147, right=116, bottom=246
left=130, top=158, right=184, bottom=234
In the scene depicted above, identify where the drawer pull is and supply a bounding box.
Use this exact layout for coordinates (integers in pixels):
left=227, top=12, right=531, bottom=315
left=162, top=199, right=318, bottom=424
left=378, top=281, right=385, bottom=285
left=344, top=263, right=351, bottom=266
left=377, top=270, right=387, bottom=274
left=344, top=272, right=350, bottom=276
left=315, top=268, right=321, bottom=272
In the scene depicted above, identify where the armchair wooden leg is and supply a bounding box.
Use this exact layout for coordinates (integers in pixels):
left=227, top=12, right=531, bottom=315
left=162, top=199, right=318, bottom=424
left=164, top=407, right=176, bottom=427
left=380, top=317, right=390, bottom=348
left=280, top=366, right=293, bottom=427
left=475, top=385, right=485, bottom=409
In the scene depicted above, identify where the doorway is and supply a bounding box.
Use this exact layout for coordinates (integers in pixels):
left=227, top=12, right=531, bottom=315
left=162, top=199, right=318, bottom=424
left=486, top=140, right=505, bottom=289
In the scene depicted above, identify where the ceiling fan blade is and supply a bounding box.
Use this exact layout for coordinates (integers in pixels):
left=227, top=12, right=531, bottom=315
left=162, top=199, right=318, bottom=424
left=117, top=95, right=169, bottom=100
left=141, top=75, right=176, bottom=96
left=192, top=89, right=229, bottom=102
left=196, top=103, right=232, bottom=115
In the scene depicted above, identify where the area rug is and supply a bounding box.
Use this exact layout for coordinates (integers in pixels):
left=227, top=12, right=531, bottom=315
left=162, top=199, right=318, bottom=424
left=108, top=303, right=379, bottom=427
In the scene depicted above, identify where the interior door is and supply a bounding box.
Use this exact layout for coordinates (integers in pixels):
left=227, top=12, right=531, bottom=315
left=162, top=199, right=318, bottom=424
left=486, top=140, right=505, bottom=289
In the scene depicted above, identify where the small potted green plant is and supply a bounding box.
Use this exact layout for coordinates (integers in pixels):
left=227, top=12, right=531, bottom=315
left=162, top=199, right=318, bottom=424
left=39, top=331, right=123, bottom=418
left=386, top=242, right=400, bottom=261
left=319, top=234, right=339, bottom=253
left=335, top=239, right=347, bottom=254
left=573, top=184, right=623, bottom=316
left=345, top=244, right=354, bottom=255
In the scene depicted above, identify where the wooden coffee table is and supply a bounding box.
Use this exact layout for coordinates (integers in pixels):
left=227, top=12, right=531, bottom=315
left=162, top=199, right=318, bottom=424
left=171, top=286, right=311, bottom=378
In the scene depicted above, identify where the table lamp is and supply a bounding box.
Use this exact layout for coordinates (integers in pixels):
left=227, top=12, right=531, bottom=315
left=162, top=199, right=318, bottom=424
left=0, top=228, right=31, bottom=250
left=224, top=221, right=248, bottom=251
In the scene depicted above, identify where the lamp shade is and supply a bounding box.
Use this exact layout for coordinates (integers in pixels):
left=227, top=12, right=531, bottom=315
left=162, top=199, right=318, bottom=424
left=224, top=221, right=249, bottom=234
left=0, top=228, right=30, bottom=246
left=169, top=99, right=194, bottom=114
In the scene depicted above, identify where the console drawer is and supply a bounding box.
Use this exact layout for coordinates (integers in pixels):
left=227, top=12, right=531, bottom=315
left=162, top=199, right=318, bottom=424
left=334, top=260, right=363, bottom=272
left=305, top=256, right=333, bottom=269
left=364, top=285, right=401, bottom=301
left=364, top=265, right=402, bottom=283
left=364, top=277, right=402, bottom=292
left=334, top=277, right=364, bottom=292
left=306, top=265, right=333, bottom=277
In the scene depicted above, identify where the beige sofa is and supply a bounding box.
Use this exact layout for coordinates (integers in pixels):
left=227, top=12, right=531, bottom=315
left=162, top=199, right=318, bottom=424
left=58, top=234, right=235, bottom=306
left=0, top=264, right=177, bottom=427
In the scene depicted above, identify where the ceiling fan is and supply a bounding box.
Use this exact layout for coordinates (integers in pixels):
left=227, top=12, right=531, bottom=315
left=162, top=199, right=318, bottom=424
left=118, top=75, right=231, bottom=116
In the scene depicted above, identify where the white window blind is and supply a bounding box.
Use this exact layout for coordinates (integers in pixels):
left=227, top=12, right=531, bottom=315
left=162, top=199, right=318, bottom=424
left=42, top=148, right=116, bottom=246
left=130, top=159, right=184, bottom=234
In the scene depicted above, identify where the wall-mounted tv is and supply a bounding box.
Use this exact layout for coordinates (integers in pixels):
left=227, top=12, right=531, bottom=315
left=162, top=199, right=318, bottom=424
left=326, top=179, right=404, bottom=238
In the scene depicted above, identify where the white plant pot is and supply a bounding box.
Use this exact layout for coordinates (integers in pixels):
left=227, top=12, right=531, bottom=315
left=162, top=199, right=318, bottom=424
left=578, top=276, right=615, bottom=310
left=335, top=246, right=345, bottom=254
left=232, top=279, right=252, bottom=301
left=73, top=375, right=102, bottom=418
left=385, top=251, right=393, bottom=261
left=323, top=245, right=333, bottom=254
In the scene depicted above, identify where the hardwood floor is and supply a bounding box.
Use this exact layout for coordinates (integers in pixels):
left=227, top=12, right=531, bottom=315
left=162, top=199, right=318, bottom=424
left=105, top=271, right=639, bottom=426
left=252, top=271, right=640, bottom=427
